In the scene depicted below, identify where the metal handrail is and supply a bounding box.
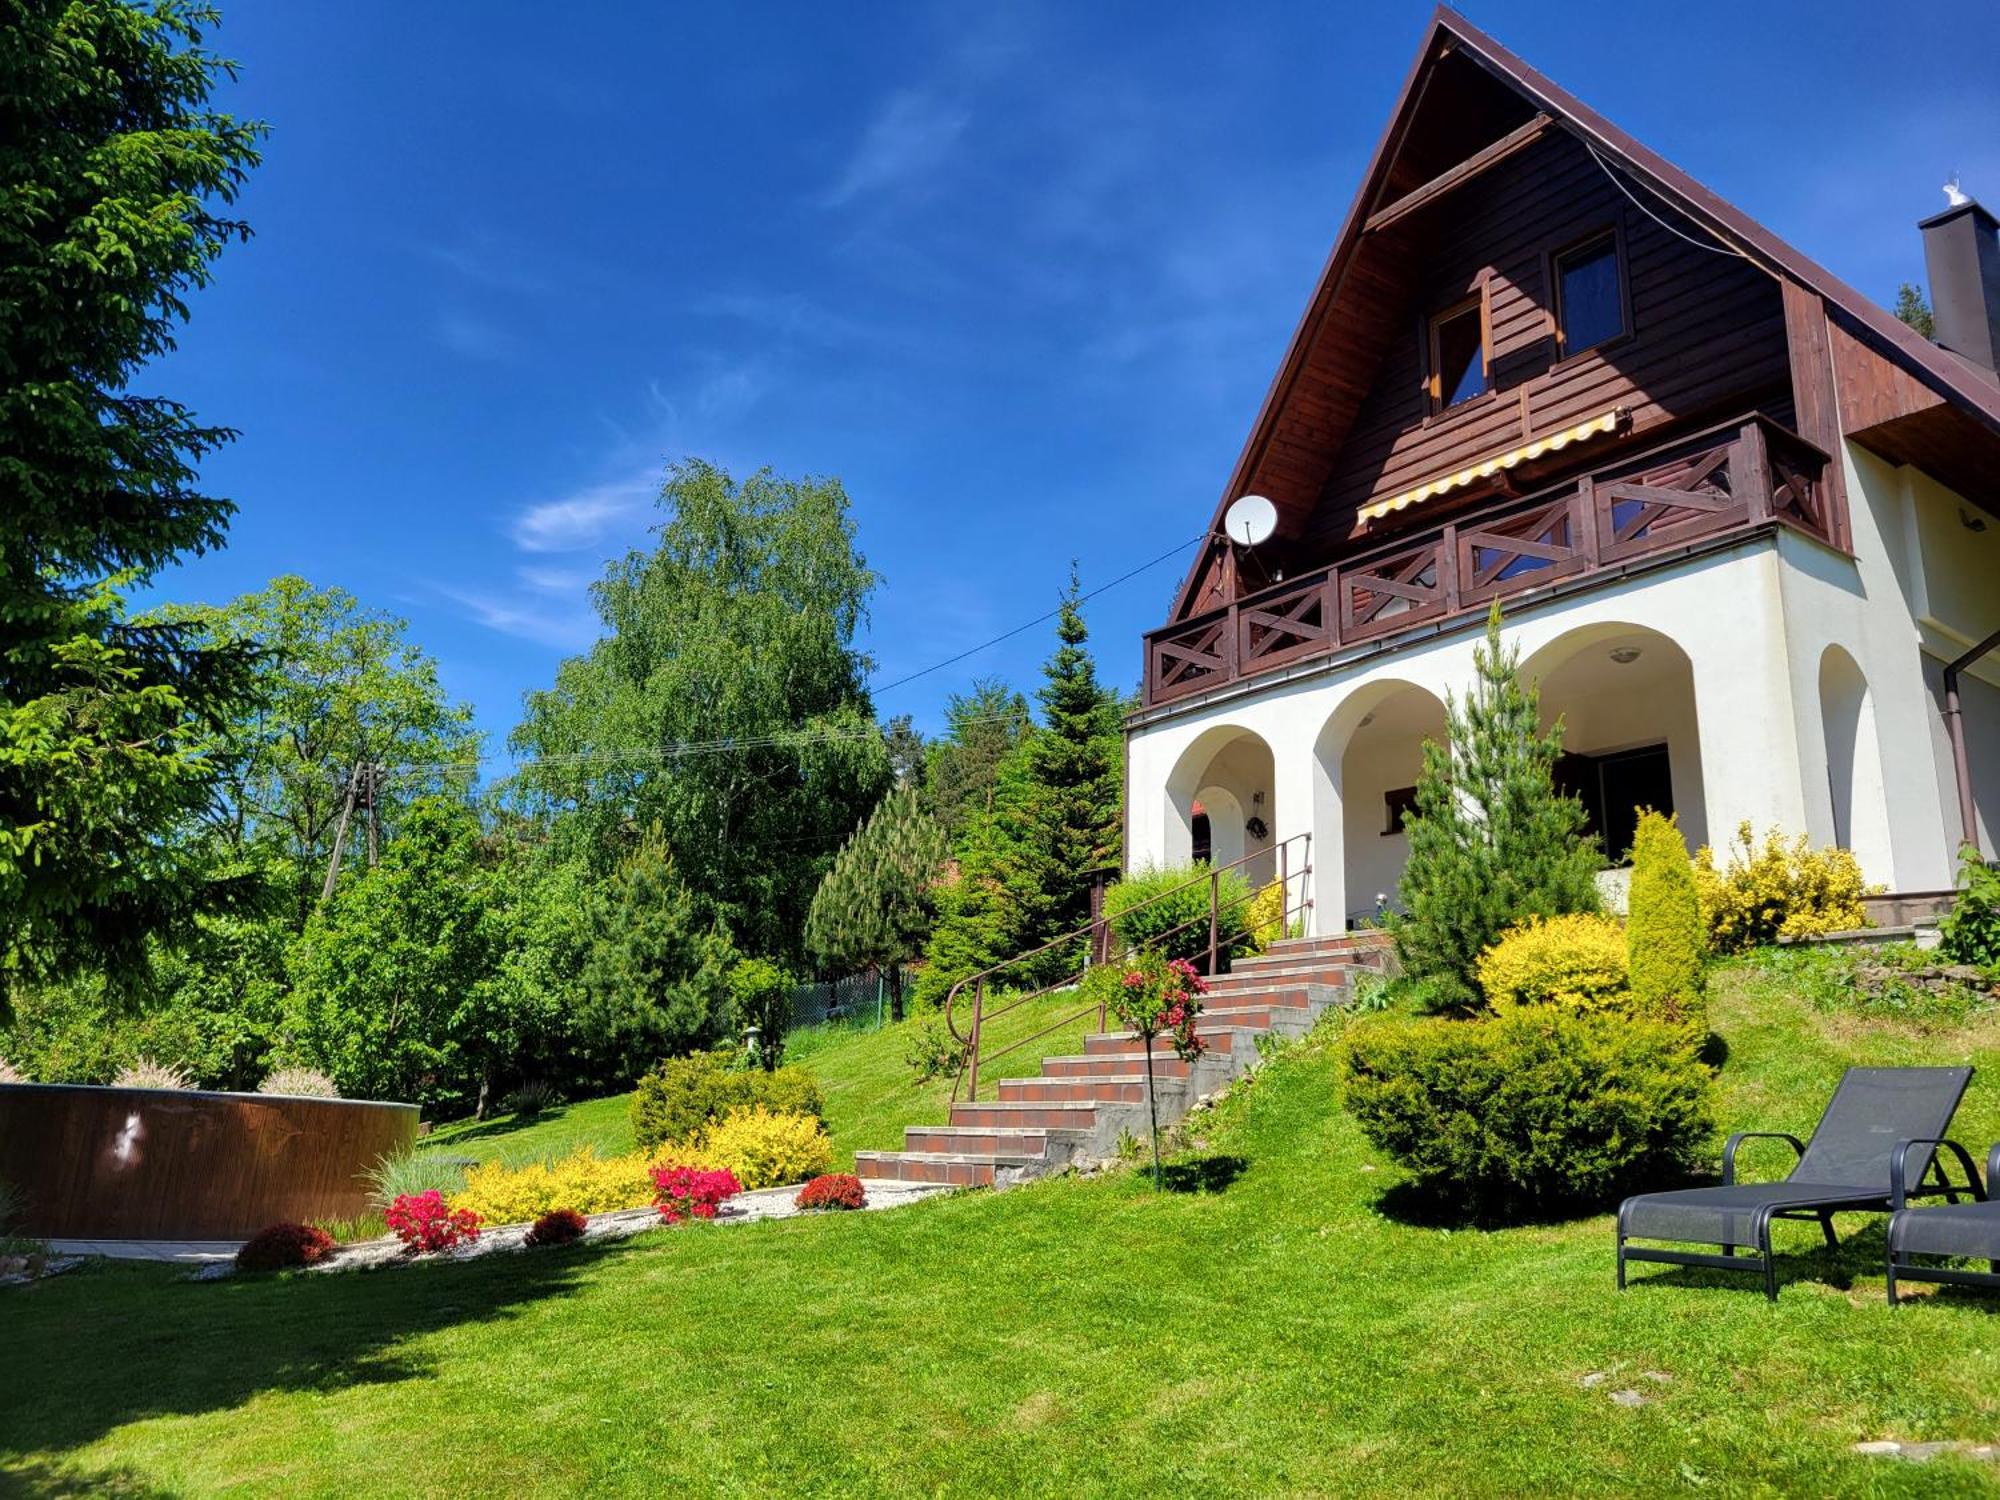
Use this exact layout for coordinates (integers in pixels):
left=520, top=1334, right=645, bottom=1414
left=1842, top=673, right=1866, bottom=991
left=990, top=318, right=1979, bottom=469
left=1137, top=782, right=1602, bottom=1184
left=943, top=833, right=1312, bottom=1100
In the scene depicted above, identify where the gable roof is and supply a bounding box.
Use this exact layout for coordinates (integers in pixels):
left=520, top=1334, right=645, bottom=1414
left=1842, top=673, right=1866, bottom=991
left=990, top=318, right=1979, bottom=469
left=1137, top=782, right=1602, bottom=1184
left=1169, top=6, right=2000, bottom=622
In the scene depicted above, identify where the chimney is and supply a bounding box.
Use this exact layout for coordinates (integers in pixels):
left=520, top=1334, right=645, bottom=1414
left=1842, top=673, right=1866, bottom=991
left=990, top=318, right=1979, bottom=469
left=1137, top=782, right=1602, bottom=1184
left=1920, top=184, right=2000, bottom=374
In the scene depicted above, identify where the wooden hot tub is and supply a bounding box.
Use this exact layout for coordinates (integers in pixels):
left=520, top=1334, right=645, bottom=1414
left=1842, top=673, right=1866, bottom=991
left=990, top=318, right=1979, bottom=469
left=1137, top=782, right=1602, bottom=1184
left=0, top=1082, right=418, bottom=1240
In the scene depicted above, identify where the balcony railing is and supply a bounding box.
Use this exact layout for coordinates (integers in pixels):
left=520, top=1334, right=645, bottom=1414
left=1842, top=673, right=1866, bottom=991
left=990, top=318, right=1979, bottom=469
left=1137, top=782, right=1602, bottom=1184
left=1142, top=413, right=1835, bottom=708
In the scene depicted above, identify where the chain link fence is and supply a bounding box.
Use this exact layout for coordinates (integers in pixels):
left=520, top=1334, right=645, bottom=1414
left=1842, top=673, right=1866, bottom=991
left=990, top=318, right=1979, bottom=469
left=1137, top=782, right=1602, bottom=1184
left=790, top=970, right=888, bottom=1032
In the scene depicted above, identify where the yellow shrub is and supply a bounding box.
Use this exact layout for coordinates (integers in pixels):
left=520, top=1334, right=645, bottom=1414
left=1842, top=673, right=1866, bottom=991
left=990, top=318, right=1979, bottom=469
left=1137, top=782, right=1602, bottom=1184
left=1476, top=914, right=1631, bottom=1014
left=1693, top=822, right=1871, bottom=953
left=1244, top=879, right=1289, bottom=951
left=697, top=1105, right=833, bottom=1190
left=451, top=1148, right=658, bottom=1224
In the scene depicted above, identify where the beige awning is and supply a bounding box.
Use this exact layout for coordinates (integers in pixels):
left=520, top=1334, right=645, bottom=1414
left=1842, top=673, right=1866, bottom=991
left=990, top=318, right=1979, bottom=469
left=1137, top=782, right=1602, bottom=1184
left=1358, top=407, right=1628, bottom=524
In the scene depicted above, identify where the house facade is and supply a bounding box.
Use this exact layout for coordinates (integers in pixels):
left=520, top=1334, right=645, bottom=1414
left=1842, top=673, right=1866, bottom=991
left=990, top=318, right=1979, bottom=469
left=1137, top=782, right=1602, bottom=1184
left=1123, top=10, right=2000, bottom=935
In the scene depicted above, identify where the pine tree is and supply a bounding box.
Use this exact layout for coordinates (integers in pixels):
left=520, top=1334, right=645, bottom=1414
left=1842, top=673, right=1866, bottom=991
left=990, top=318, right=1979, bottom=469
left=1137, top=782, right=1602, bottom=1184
left=1626, top=809, right=1705, bottom=1028
left=914, top=569, right=1125, bottom=1005
left=805, top=784, right=949, bottom=1018
left=1894, top=282, right=1936, bottom=339
left=1395, top=605, right=1602, bottom=1008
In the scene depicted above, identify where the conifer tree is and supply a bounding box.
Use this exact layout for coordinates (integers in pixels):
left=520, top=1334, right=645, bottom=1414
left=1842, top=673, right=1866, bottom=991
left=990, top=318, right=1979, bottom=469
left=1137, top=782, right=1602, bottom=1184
left=914, top=569, right=1125, bottom=1005
left=579, top=828, right=738, bottom=1082
left=1395, top=605, right=1601, bottom=1008
left=805, top=783, right=949, bottom=1018
left=1625, top=809, right=1705, bottom=1027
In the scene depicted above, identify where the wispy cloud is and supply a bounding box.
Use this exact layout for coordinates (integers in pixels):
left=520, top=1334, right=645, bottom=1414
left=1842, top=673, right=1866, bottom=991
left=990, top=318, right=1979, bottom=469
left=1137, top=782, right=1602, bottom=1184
left=431, top=578, right=599, bottom=652
left=436, top=310, right=520, bottom=362
left=509, top=472, right=656, bottom=553
left=824, top=89, right=972, bottom=207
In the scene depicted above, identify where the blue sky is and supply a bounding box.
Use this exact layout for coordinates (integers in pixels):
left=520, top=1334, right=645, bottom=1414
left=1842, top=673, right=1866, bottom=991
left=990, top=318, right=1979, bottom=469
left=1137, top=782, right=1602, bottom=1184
left=155, top=1, right=2000, bottom=768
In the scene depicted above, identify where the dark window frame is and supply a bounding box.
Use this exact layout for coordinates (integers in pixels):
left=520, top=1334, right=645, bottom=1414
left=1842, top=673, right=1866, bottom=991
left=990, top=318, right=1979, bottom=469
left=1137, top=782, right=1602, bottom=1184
left=1546, top=223, right=1632, bottom=364
left=1424, top=284, right=1493, bottom=416
left=1383, top=785, right=1420, bottom=835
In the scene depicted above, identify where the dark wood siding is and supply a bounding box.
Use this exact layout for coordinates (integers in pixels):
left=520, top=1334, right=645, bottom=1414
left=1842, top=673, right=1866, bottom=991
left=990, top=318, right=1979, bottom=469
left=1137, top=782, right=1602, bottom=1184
left=1305, top=130, right=1792, bottom=551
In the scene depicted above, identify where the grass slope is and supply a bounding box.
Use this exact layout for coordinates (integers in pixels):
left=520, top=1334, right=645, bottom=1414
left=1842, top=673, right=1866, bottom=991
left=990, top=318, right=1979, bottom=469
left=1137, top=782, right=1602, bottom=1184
left=421, top=995, right=1095, bottom=1173
left=8, top=966, right=2000, bottom=1496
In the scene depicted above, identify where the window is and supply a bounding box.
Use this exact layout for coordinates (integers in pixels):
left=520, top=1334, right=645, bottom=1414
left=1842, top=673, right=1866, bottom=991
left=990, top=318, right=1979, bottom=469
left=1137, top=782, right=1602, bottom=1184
left=1554, top=233, right=1625, bottom=354
left=1553, top=744, right=1672, bottom=863
left=1383, top=786, right=1419, bottom=835
left=1428, top=298, right=1488, bottom=411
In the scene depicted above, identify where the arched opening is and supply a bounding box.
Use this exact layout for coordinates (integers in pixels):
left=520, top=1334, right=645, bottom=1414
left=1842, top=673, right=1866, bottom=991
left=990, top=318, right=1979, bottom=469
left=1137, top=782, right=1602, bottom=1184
left=1162, top=726, right=1278, bottom=886
left=1520, top=623, right=1707, bottom=865
left=1819, top=644, right=1894, bottom=882
left=1315, top=680, right=1449, bottom=931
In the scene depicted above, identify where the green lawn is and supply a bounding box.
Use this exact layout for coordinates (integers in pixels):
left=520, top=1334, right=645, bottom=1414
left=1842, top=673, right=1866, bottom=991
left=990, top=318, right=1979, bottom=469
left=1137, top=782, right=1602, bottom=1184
left=8, top=966, right=2000, bottom=1495
left=420, top=992, right=1096, bottom=1172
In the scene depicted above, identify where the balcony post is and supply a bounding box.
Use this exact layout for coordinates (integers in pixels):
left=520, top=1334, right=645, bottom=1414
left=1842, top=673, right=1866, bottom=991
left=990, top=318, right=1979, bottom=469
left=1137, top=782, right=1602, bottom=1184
left=1733, top=420, right=1773, bottom=523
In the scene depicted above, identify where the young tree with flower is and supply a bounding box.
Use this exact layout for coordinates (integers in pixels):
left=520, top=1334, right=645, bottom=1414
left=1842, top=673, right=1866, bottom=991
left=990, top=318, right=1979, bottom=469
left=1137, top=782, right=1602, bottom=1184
left=1098, top=951, right=1209, bottom=1189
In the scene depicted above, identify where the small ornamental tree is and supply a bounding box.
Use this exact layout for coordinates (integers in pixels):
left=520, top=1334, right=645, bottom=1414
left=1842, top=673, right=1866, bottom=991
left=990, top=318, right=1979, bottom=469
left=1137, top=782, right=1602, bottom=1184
left=805, top=783, right=948, bottom=1019
left=1395, top=605, right=1602, bottom=1009
left=1100, top=951, right=1209, bottom=1189
left=1626, top=810, right=1706, bottom=1027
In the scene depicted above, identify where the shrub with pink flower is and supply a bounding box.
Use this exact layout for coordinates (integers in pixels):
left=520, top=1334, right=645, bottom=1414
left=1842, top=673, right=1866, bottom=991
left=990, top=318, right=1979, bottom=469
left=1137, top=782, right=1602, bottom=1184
left=650, top=1164, right=742, bottom=1224
left=384, top=1190, right=482, bottom=1254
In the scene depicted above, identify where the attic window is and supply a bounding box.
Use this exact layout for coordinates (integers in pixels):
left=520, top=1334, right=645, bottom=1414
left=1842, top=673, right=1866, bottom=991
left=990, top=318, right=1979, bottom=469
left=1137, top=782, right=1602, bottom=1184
left=1554, top=232, right=1625, bottom=355
left=1429, top=298, right=1488, bottom=411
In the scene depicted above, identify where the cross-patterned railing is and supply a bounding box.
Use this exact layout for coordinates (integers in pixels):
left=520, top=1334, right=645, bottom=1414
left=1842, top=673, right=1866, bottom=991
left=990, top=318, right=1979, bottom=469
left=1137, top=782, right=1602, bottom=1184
left=1143, top=413, right=1835, bottom=707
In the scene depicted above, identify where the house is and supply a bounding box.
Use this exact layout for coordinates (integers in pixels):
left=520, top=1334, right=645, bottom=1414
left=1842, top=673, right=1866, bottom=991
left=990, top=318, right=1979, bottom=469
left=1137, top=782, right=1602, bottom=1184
left=1123, top=8, right=2000, bottom=934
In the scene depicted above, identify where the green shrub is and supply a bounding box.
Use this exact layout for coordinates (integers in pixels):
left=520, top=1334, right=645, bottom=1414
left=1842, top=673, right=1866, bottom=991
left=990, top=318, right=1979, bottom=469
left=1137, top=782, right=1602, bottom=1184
left=1625, top=811, right=1706, bottom=1026
left=902, top=1013, right=968, bottom=1084
left=1474, top=914, right=1630, bottom=1014
left=629, top=1049, right=825, bottom=1151
left=1939, top=844, right=2000, bottom=970
left=1107, top=863, right=1253, bottom=965
left=1341, top=1010, right=1715, bottom=1220
left=731, top=958, right=795, bottom=1071
left=1693, top=822, right=1869, bottom=952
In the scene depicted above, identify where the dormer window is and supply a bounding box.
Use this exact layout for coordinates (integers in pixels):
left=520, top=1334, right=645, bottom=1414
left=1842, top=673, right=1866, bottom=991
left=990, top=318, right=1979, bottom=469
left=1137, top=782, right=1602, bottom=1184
left=1428, top=296, right=1489, bottom=412
left=1554, top=231, right=1626, bottom=355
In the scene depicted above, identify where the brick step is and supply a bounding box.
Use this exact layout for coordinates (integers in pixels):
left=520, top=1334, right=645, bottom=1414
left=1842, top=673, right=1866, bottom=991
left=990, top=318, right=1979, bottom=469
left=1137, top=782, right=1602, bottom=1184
left=1199, top=979, right=1334, bottom=1005
left=948, top=1099, right=1101, bottom=1130
left=854, top=1150, right=1033, bottom=1187
left=1042, top=1052, right=1196, bottom=1079
left=1262, top=934, right=1392, bottom=961
left=1083, top=1024, right=1262, bottom=1059
left=1210, top=960, right=1362, bottom=987
left=903, top=1125, right=1054, bottom=1157
left=996, top=1074, right=1157, bottom=1104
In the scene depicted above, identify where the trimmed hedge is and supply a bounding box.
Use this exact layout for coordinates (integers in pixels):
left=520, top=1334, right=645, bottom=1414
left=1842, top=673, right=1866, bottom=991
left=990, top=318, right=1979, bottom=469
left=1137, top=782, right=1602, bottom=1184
left=1626, top=810, right=1707, bottom=1027
left=630, top=1050, right=825, bottom=1152
left=1341, top=1010, right=1715, bottom=1220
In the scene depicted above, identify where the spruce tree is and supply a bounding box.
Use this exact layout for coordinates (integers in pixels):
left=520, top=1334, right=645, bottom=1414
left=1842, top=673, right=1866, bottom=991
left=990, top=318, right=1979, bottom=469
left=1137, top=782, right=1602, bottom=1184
left=805, top=783, right=949, bottom=1018
left=914, top=569, right=1124, bottom=1005
left=579, top=828, right=738, bottom=1082
left=1395, top=605, right=1601, bottom=1008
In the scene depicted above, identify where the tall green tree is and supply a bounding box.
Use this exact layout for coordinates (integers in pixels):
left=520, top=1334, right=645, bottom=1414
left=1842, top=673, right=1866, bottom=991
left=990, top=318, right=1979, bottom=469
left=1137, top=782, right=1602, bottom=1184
left=509, top=461, right=891, bottom=962
left=922, top=678, right=1032, bottom=843
left=806, top=783, right=949, bottom=1017
left=916, top=572, right=1124, bottom=1005
left=579, top=828, right=738, bottom=1085
left=1894, top=282, right=1936, bottom=339
left=1394, top=605, right=1601, bottom=1009
left=164, top=576, right=479, bottom=924
left=0, top=2, right=264, bottom=977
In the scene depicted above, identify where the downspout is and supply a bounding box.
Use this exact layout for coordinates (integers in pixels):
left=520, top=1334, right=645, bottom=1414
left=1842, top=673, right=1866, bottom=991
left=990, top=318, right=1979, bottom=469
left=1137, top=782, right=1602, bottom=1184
left=1942, top=624, right=2000, bottom=860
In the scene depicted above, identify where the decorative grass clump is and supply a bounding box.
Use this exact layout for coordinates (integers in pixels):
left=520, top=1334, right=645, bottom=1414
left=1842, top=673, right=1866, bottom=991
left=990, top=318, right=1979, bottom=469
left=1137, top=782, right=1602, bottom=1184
left=112, top=1057, right=194, bottom=1091
left=257, top=1067, right=340, bottom=1099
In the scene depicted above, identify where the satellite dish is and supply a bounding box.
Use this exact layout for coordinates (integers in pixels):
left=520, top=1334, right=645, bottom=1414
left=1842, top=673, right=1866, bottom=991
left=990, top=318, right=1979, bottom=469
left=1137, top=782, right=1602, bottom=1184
left=1223, top=493, right=1277, bottom=549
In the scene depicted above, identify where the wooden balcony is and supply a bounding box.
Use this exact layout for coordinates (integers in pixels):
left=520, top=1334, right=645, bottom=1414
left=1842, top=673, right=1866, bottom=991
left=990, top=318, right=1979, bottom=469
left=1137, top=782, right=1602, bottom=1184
left=1142, top=414, right=1837, bottom=708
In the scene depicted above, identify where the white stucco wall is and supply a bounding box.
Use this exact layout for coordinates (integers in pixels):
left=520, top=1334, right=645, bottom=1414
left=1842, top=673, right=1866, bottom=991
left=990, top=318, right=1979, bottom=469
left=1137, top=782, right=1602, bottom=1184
left=1128, top=539, right=1813, bottom=934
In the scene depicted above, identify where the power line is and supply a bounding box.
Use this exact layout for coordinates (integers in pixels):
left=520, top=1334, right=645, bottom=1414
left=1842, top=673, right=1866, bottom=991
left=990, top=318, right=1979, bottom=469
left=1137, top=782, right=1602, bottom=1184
left=1581, top=139, right=1756, bottom=266
left=867, top=532, right=1205, bottom=696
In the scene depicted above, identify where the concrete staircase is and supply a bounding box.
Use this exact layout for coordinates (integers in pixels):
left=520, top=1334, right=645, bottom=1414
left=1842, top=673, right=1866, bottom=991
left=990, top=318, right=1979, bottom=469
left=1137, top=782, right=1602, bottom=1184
left=855, top=932, right=1392, bottom=1189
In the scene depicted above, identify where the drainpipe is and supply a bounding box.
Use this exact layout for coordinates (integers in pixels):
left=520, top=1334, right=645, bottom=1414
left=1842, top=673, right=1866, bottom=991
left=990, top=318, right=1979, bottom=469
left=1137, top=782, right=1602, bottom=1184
left=1942, top=624, right=2000, bottom=860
